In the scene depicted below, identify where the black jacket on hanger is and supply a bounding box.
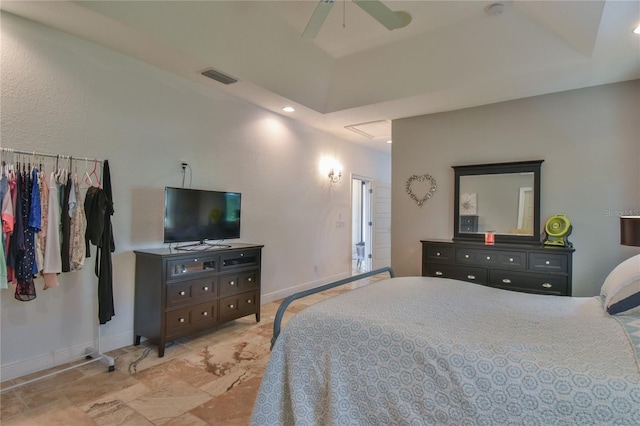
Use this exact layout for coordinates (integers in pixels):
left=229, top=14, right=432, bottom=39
left=84, top=160, right=115, bottom=324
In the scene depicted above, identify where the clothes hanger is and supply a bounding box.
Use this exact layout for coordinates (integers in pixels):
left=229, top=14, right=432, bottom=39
left=83, top=157, right=93, bottom=187
left=89, top=158, right=101, bottom=188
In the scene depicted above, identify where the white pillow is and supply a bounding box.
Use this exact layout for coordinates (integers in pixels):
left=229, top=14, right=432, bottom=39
left=601, top=254, right=640, bottom=315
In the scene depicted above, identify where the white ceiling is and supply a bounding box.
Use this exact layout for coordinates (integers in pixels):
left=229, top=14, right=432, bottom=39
left=2, top=0, right=639, bottom=152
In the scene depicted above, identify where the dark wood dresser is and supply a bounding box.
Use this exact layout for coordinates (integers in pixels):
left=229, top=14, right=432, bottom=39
left=134, top=243, right=263, bottom=356
left=421, top=239, right=574, bottom=296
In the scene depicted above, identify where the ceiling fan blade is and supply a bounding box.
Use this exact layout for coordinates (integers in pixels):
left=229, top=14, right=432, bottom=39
left=303, top=0, right=335, bottom=39
left=352, top=0, right=412, bottom=30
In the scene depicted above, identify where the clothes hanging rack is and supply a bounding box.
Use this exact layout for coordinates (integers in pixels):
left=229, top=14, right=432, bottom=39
left=0, top=147, right=114, bottom=393
left=0, top=148, right=103, bottom=169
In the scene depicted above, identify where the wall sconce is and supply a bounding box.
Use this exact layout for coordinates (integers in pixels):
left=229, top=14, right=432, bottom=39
left=328, top=167, right=342, bottom=184
left=319, top=156, right=342, bottom=184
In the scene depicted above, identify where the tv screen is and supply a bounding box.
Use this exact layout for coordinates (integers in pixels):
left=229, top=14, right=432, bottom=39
left=163, top=187, right=241, bottom=244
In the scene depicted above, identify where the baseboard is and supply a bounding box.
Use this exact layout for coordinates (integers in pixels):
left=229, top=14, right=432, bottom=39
left=260, top=271, right=351, bottom=305
left=0, top=331, right=133, bottom=383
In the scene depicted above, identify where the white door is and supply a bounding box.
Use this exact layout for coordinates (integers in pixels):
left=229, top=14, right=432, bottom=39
left=372, top=181, right=391, bottom=269
left=352, top=176, right=372, bottom=272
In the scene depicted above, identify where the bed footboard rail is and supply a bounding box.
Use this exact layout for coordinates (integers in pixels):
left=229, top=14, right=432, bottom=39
left=270, top=267, right=395, bottom=350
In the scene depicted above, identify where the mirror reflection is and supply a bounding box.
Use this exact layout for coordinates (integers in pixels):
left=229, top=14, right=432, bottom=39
left=453, top=160, right=543, bottom=244
left=459, top=173, right=534, bottom=235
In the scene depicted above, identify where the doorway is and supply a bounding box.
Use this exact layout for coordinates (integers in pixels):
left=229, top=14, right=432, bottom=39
left=352, top=176, right=372, bottom=274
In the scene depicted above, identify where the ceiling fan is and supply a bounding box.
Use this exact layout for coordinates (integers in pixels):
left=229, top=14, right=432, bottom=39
left=303, top=0, right=412, bottom=39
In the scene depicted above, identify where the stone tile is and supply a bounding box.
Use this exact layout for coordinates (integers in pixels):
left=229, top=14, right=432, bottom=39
left=0, top=389, right=29, bottom=420
left=9, top=369, right=83, bottom=411
left=62, top=370, right=140, bottom=407
left=190, top=375, right=262, bottom=425
left=162, top=412, right=210, bottom=426
left=126, top=380, right=212, bottom=425
left=85, top=398, right=154, bottom=425
left=1, top=396, right=96, bottom=426
left=79, top=382, right=152, bottom=412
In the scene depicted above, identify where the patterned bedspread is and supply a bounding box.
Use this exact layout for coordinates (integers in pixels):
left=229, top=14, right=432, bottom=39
left=251, top=277, right=640, bottom=425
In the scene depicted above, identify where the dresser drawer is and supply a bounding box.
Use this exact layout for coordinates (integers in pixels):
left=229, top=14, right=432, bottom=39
left=423, top=244, right=455, bottom=264
left=460, top=215, right=478, bottom=232
left=166, top=256, right=218, bottom=281
left=489, top=270, right=568, bottom=295
left=219, top=290, right=259, bottom=320
left=165, top=301, right=217, bottom=337
left=220, top=249, right=261, bottom=271
left=166, top=278, right=217, bottom=308
left=425, top=263, right=487, bottom=285
left=494, top=251, right=527, bottom=269
left=219, top=270, right=260, bottom=297
left=457, top=247, right=527, bottom=268
left=529, top=253, right=569, bottom=273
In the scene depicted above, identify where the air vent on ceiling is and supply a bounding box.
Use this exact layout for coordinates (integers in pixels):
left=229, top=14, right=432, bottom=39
left=201, top=68, right=238, bottom=85
left=345, top=120, right=391, bottom=140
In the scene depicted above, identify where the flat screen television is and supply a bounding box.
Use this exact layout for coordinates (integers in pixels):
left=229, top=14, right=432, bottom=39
left=163, top=187, right=241, bottom=245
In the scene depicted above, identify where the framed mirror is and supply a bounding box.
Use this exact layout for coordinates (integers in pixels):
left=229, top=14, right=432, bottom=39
left=453, top=160, right=544, bottom=244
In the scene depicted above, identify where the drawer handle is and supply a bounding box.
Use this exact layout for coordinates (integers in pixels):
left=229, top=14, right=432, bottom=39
left=502, top=278, right=511, bottom=284
left=509, top=258, right=514, bottom=262
left=545, top=261, right=550, bottom=265
left=435, top=271, right=443, bottom=276
left=241, top=253, right=245, bottom=257
left=203, top=286, right=209, bottom=291
left=464, top=254, right=470, bottom=259
left=229, top=304, right=234, bottom=309
left=202, top=311, right=208, bottom=316
left=467, top=275, right=476, bottom=280
left=436, top=252, right=441, bottom=256
left=246, top=299, right=252, bottom=304
left=247, top=277, right=252, bottom=282
left=179, top=318, right=185, bottom=323
left=486, top=256, right=491, bottom=260
left=542, top=283, right=552, bottom=288
left=230, top=281, right=235, bottom=286
left=179, top=291, right=186, bottom=296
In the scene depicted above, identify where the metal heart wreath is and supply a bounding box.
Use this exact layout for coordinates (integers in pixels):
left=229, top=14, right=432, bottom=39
left=406, top=174, right=437, bottom=207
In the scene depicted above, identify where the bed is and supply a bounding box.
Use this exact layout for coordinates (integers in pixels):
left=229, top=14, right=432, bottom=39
left=251, top=268, right=640, bottom=425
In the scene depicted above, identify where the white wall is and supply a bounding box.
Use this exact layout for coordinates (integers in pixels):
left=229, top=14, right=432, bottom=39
left=392, top=80, right=640, bottom=297
left=0, top=12, right=390, bottom=381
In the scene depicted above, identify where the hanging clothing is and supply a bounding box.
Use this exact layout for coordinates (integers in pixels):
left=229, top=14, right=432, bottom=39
left=84, top=160, right=115, bottom=324
left=60, top=172, right=72, bottom=273
left=35, top=168, right=48, bottom=275
left=28, top=168, right=41, bottom=276
left=5, top=170, right=17, bottom=283
left=15, top=169, right=36, bottom=301
left=69, top=174, right=86, bottom=271
left=42, top=171, right=61, bottom=289
left=0, top=169, right=9, bottom=290
left=0, top=236, right=6, bottom=289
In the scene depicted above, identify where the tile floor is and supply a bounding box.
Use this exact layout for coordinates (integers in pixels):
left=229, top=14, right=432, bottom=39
left=0, top=273, right=384, bottom=425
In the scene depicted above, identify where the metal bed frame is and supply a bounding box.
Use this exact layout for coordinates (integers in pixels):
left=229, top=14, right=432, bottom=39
left=270, top=267, right=395, bottom=349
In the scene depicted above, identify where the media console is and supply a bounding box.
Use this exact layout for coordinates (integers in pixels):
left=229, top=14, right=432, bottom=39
left=133, top=243, right=263, bottom=357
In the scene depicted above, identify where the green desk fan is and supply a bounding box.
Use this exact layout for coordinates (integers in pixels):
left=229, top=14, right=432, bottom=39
left=543, top=214, right=573, bottom=247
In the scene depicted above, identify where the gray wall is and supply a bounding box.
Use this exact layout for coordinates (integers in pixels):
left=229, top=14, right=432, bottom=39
left=0, top=12, right=390, bottom=381
left=392, top=80, right=640, bottom=297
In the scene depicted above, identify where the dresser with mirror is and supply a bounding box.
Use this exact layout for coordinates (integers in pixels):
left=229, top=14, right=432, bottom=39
left=422, top=160, right=574, bottom=296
